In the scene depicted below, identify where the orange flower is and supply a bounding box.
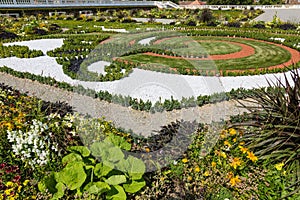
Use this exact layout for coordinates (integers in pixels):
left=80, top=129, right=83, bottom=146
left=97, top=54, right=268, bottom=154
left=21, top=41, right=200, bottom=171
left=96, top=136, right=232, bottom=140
left=230, top=175, right=241, bottom=186
left=227, top=171, right=234, bottom=179
left=224, top=140, right=232, bottom=148
left=247, top=151, right=258, bottom=162
left=230, top=157, right=242, bottom=169
left=238, top=145, right=248, bottom=154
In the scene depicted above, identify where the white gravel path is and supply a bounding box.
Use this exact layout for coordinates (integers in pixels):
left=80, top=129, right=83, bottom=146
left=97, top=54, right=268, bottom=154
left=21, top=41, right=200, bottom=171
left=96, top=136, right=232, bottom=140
left=133, top=18, right=175, bottom=24
left=138, top=36, right=156, bottom=45
left=0, top=39, right=296, bottom=103
left=3, top=39, right=64, bottom=54
left=254, top=9, right=300, bottom=23
left=87, top=60, right=110, bottom=75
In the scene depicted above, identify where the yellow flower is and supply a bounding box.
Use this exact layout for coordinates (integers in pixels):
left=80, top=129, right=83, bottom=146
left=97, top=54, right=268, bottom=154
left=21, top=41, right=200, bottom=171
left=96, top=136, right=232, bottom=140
left=18, top=185, right=22, bottom=193
left=23, top=180, right=30, bottom=186
left=220, top=151, right=227, bottom=159
left=187, top=176, right=193, bottom=181
left=4, top=188, right=12, bottom=195
left=211, top=161, right=216, bottom=168
left=233, top=138, right=237, bottom=142
left=275, top=162, right=284, bottom=171
left=182, top=158, right=188, bottom=163
left=204, top=171, right=210, bottom=176
left=5, top=181, right=15, bottom=188
left=224, top=140, right=232, bottom=148
left=230, top=175, right=241, bottom=186
left=238, top=145, right=248, bottom=154
left=229, top=128, right=237, bottom=135
left=194, top=166, right=200, bottom=172
left=239, top=141, right=245, bottom=145
left=247, top=151, right=258, bottom=162
left=230, top=157, right=242, bottom=169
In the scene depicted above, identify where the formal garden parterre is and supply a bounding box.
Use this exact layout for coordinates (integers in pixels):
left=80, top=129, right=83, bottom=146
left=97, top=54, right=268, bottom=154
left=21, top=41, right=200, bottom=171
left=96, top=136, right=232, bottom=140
left=0, top=9, right=300, bottom=199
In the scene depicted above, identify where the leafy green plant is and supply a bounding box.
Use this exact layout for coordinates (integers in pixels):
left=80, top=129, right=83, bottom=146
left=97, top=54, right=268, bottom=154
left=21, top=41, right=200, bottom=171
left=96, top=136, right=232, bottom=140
left=236, top=69, right=300, bottom=198
left=38, top=135, right=146, bottom=199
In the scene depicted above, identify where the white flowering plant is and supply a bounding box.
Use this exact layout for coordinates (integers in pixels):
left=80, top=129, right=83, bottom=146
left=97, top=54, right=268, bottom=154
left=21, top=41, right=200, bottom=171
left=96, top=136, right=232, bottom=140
left=7, top=119, right=59, bottom=167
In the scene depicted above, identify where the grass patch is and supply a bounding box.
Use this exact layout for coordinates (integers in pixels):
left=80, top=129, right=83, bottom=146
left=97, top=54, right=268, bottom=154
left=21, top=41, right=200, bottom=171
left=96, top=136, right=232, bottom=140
left=155, top=36, right=242, bottom=56
left=122, top=37, right=292, bottom=73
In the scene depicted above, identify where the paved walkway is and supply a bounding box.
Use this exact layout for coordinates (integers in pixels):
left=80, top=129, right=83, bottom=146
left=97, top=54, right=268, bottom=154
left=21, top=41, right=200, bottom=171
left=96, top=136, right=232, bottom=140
left=0, top=72, right=251, bottom=137
left=254, top=9, right=300, bottom=23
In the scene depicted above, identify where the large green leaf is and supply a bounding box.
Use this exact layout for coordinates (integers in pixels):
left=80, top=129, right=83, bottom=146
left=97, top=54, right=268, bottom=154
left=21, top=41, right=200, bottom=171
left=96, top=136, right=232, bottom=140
left=106, top=185, right=127, bottom=200
left=38, top=172, right=57, bottom=194
left=55, top=161, right=87, bottom=190
left=105, top=175, right=127, bottom=185
left=51, top=182, right=65, bottom=200
left=123, top=179, right=146, bottom=193
left=126, top=156, right=146, bottom=180
left=62, top=153, right=82, bottom=165
left=90, top=141, right=124, bottom=163
left=108, top=146, right=125, bottom=163
left=106, top=135, right=131, bottom=151
left=67, top=146, right=91, bottom=157
left=90, top=141, right=110, bottom=158
left=94, top=163, right=113, bottom=178
left=83, top=182, right=110, bottom=194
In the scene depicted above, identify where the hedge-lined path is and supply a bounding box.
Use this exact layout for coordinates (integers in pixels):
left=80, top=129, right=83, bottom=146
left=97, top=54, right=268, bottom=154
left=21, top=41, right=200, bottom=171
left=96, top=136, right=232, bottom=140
left=0, top=71, right=251, bottom=137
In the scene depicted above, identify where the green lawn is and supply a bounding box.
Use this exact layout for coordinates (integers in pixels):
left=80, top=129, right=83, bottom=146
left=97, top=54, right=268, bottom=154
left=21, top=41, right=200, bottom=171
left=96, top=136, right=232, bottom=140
left=154, top=36, right=242, bottom=56
left=123, top=37, right=292, bottom=73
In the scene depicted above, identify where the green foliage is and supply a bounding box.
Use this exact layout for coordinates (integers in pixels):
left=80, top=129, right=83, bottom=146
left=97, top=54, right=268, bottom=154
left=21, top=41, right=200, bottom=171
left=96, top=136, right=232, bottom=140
left=0, top=44, right=43, bottom=58
left=38, top=135, right=146, bottom=199
left=237, top=69, right=300, bottom=198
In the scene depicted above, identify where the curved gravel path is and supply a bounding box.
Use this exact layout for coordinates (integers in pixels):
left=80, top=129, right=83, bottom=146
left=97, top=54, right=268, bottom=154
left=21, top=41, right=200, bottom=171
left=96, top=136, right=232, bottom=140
left=0, top=72, right=251, bottom=137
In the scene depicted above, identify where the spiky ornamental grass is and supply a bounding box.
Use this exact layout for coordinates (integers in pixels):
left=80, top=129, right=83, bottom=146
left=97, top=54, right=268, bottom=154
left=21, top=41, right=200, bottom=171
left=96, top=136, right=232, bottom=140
left=235, top=68, right=300, bottom=197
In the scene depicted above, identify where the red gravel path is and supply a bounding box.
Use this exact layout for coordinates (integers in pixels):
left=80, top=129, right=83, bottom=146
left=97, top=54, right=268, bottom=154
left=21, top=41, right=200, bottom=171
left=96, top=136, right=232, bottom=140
left=146, top=37, right=300, bottom=73
left=144, top=41, right=255, bottom=60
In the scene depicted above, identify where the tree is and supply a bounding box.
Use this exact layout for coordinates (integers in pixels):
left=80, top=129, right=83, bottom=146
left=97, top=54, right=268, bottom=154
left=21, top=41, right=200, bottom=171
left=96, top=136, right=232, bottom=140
left=199, top=9, right=214, bottom=23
